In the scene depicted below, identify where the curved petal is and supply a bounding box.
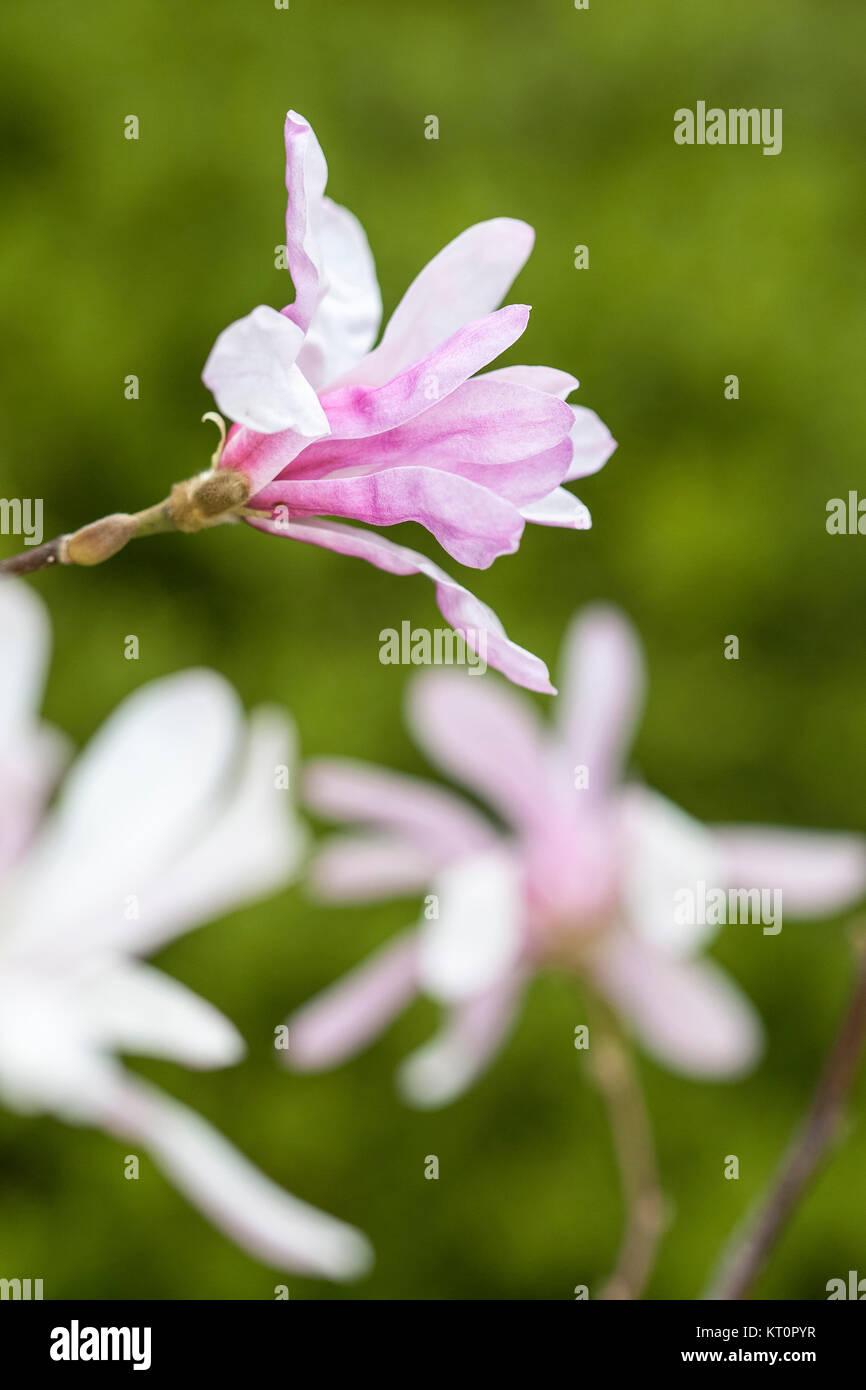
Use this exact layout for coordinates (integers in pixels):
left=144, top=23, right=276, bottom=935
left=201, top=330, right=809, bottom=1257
left=203, top=304, right=329, bottom=436
left=103, top=1076, right=373, bottom=1279
left=310, top=833, right=445, bottom=901
left=483, top=364, right=579, bottom=398
left=712, top=825, right=866, bottom=918
left=80, top=962, right=244, bottom=1069
left=245, top=515, right=555, bottom=693
left=418, top=848, right=524, bottom=1003
left=566, top=405, right=617, bottom=481
left=335, top=218, right=535, bottom=389
left=591, top=928, right=763, bottom=1079
left=397, top=973, right=524, bottom=1108
left=286, top=932, right=419, bottom=1070
left=520, top=486, right=591, bottom=529
left=407, top=669, right=556, bottom=833
left=557, top=604, right=645, bottom=802
left=255, top=467, right=525, bottom=569
left=2, top=671, right=247, bottom=956
left=280, top=110, right=329, bottom=336
left=297, top=197, right=382, bottom=391
left=618, top=785, right=726, bottom=956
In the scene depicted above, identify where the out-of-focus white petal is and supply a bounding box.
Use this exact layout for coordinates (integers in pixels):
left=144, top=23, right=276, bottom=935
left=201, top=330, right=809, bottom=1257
left=397, top=974, right=523, bottom=1108
left=591, top=928, right=763, bottom=1079
left=0, top=581, right=51, bottom=736
left=287, top=932, right=419, bottom=1071
left=713, top=825, right=866, bottom=918
left=79, top=961, right=244, bottom=1069
left=2, top=671, right=245, bottom=956
left=203, top=304, right=330, bottom=436
left=418, top=849, right=523, bottom=1003
left=557, top=605, right=645, bottom=803
left=103, top=1077, right=374, bottom=1280
left=298, top=198, right=382, bottom=391
left=619, top=784, right=726, bottom=956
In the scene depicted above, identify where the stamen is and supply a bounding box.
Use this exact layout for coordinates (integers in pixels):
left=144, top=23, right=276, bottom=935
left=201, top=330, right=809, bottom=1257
left=201, top=411, right=228, bottom=466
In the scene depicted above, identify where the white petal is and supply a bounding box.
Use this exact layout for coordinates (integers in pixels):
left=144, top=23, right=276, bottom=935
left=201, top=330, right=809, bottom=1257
left=418, top=848, right=523, bottom=1003
left=520, top=486, right=591, bottom=529
left=79, top=961, right=244, bottom=1068
left=104, top=1078, right=374, bottom=1279
left=297, top=198, right=382, bottom=391
left=203, top=304, right=330, bottom=436
left=0, top=580, right=51, bottom=737
left=619, top=785, right=727, bottom=955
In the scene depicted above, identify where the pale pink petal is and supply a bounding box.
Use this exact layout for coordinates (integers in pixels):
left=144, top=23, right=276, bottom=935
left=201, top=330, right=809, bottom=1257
left=557, top=604, right=645, bottom=801
left=202, top=304, right=330, bottom=436
left=520, top=487, right=591, bottom=529
left=280, top=110, right=329, bottom=337
left=713, top=825, right=866, bottom=918
left=397, top=973, right=524, bottom=1108
left=286, top=933, right=420, bottom=1070
left=296, top=197, right=382, bottom=392
left=0, top=581, right=51, bottom=735
left=255, top=467, right=525, bottom=568
left=483, top=364, right=580, bottom=398
left=618, top=785, right=727, bottom=956
left=335, top=219, right=535, bottom=389
left=305, top=758, right=495, bottom=858
left=103, top=1076, right=373, bottom=1279
left=407, top=669, right=558, bottom=833
left=318, top=304, right=530, bottom=439
left=221, top=420, right=326, bottom=495
left=566, top=405, right=617, bottom=481
left=311, top=833, right=446, bottom=901
left=418, top=848, right=524, bottom=1002
left=591, top=929, right=763, bottom=1079
left=245, top=515, right=555, bottom=693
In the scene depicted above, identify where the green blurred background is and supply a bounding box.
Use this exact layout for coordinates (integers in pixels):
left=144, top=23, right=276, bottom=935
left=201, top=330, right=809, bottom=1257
left=1, top=0, right=865, bottom=1300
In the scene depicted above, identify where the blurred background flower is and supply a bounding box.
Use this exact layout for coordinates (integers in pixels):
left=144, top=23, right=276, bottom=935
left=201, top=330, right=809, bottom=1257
left=0, top=581, right=371, bottom=1281
left=0, top=0, right=864, bottom=1299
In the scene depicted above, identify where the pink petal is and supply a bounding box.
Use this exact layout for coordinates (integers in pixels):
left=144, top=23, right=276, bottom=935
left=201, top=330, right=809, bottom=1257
left=407, top=669, right=558, bottom=834
left=221, top=420, right=324, bottom=495
left=566, top=405, right=617, bottom=481
left=591, top=929, right=763, bottom=1079
left=334, top=218, right=535, bottom=389
left=310, top=833, right=449, bottom=901
left=286, top=933, right=420, bottom=1070
left=305, top=757, right=495, bottom=857
left=319, top=304, right=530, bottom=440
left=254, top=467, right=525, bottom=569
left=397, top=973, right=524, bottom=1108
left=245, top=515, right=555, bottom=693
left=280, top=110, right=329, bottom=337
left=556, top=605, right=645, bottom=801
left=712, top=826, right=866, bottom=917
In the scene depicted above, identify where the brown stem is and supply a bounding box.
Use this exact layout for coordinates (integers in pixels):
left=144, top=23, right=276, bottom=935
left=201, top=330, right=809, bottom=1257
left=703, top=938, right=866, bottom=1300
left=0, top=538, right=64, bottom=576
left=588, top=998, right=666, bottom=1300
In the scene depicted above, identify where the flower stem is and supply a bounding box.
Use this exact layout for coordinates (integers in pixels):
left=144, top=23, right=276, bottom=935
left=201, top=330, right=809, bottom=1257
left=0, top=538, right=65, bottom=576
left=588, top=997, right=666, bottom=1300
left=702, top=934, right=866, bottom=1300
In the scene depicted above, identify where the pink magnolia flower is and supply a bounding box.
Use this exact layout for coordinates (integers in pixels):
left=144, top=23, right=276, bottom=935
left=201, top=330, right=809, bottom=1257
left=0, top=581, right=371, bottom=1280
left=286, top=606, right=866, bottom=1106
left=202, top=111, right=615, bottom=694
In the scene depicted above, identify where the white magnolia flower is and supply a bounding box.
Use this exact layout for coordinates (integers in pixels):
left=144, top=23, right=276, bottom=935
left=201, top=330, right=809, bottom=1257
left=0, top=581, right=371, bottom=1281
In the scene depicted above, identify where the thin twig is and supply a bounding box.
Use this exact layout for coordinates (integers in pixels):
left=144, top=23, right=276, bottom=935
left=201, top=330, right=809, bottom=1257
left=588, top=998, right=666, bottom=1300
left=0, top=538, right=65, bottom=576
left=703, top=939, right=866, bottom=1300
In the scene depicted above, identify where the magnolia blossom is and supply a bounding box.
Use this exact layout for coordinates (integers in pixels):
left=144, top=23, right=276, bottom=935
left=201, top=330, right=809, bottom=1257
left=202, top=111, right=615, bottom=694
left=287, top=606, right=866, bottom=1107
left=0, top=582, right=371, bottom=1280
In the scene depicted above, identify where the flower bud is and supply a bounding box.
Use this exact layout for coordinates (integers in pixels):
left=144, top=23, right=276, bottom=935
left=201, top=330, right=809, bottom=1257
left=62, top=514, right=139, bottom=567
